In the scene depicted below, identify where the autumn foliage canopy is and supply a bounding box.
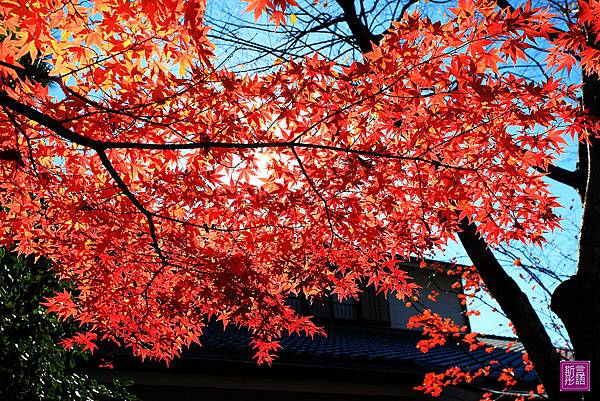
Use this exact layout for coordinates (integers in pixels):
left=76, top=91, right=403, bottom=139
left=0, top=0, right=599, bottom=368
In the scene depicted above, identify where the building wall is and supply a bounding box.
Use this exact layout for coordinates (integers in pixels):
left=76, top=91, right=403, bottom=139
left=87, top=367, right=484, bottom=401
left=388, top=266, right=467, bottom=330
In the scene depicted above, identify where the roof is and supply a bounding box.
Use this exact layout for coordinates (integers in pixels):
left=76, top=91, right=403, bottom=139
left=183, top=323, right=539, bottom=385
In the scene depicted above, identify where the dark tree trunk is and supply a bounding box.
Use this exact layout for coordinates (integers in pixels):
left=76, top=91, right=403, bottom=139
left=551, top=70, right=600, bottom=401
left=458, top=220, right=566, bottom=399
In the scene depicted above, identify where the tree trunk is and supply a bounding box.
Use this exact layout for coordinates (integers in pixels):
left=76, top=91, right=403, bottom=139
left=458, top=220, right=571, bottom=400
left=551, top=71, right=600, bottom=401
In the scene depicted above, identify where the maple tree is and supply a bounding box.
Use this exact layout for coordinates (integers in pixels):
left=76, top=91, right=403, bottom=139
left=1, top=0, right=600, bottom=400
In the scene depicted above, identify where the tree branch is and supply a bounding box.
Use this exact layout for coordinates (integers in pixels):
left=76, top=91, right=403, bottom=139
left=291, top=146, right=336, bottom=249
left=0, top=92, right=103, bottom=149
left=493, top=0, right=515, bottom=11
left=533, top=163, right=583, bottom=193
left=0, top=91, right=476, bottom=172
left=334, top=0, right=376, bottom=53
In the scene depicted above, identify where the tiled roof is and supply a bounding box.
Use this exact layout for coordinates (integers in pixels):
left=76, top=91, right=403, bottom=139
left=190, top=323, right=538, bottom=384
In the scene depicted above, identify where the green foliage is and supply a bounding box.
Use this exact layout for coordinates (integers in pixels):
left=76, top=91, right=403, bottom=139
left=0, top=248, right=137, bottom=401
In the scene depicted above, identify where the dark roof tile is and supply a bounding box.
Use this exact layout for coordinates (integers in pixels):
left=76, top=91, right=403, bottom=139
left=192, top=323, right=538, bottom=384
